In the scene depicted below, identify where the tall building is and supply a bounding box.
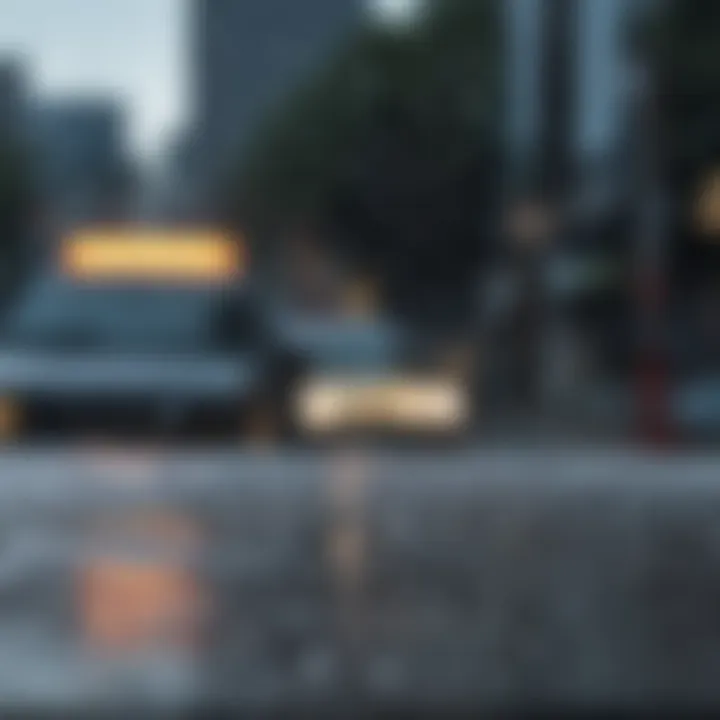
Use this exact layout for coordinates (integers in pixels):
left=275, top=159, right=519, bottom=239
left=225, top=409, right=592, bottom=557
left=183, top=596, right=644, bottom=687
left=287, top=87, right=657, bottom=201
left=191, top=0, right=363, bottom=214
left=155, top=127, right=202, bottom=222
left=33, top=98, right=135, bottom=234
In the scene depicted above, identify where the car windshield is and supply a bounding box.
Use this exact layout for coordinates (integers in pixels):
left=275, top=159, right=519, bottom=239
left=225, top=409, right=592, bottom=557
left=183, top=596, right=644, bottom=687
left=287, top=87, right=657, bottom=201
left=1, top=276, right=253, bottom=353
left=287, top=319, right=402, bottom=372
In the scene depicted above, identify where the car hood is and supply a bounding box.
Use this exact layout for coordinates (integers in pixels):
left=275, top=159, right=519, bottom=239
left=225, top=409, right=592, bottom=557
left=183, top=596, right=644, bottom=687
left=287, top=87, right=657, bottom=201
left=0, top=350, right=261, bottom=401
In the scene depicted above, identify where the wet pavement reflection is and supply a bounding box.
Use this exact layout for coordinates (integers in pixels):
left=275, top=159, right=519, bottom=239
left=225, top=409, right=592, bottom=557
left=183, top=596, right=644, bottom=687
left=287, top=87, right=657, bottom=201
left=0, top=449, right=719, bottom=713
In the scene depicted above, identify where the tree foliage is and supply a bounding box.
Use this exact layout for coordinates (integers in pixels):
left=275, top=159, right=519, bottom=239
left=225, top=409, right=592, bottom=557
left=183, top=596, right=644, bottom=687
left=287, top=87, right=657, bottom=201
left=648, top=0, right=720, bottom=279
left=650, top=1, right=720, bottom=185
left=0, top=140, right=35, bottom=297
left=223, top=0, right=501, bottom=323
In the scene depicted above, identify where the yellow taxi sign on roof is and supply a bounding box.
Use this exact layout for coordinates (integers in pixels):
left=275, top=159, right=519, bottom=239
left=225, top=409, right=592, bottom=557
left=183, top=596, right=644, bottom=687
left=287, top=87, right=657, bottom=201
left=61, top=229, right=244, bottom=282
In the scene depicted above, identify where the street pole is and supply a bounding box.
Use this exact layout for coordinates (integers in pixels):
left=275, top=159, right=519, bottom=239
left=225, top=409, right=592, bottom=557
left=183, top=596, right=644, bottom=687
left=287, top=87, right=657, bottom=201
left=539, top=0, right=575, bottom=204
left=515, top=0, right=575, bottom=418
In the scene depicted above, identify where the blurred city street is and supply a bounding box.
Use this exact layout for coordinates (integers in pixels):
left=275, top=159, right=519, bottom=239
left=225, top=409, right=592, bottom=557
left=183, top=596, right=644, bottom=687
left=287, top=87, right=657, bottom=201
left=1, top=0, right=720, bottom=714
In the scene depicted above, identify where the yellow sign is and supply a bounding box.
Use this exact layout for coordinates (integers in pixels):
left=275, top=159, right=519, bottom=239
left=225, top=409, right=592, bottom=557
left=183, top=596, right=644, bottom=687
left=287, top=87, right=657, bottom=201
left=61, top=229, right=244, bottom=282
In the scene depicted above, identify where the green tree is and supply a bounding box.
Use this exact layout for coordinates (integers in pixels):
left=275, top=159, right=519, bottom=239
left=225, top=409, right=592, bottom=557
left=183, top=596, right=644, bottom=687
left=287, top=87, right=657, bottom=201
left=0, top=140, right=35, bottom=300
left=222, top=0, right=501, bottom=324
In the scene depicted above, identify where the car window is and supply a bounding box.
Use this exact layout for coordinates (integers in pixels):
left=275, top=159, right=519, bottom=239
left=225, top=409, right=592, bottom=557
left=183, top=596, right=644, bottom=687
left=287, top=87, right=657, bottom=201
left=2, top=276, right=255, bottom=353
left=287, top=319, right=402, bottom=372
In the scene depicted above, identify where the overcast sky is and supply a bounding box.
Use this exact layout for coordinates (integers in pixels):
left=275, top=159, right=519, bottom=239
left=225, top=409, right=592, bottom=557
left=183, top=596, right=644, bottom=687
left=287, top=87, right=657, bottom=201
left=0, top=0, right=185, bottom=158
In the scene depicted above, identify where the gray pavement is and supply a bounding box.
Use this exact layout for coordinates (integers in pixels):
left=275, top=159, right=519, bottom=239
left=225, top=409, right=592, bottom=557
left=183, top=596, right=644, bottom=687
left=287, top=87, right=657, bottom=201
left=0, top=448, right=718, bottom=712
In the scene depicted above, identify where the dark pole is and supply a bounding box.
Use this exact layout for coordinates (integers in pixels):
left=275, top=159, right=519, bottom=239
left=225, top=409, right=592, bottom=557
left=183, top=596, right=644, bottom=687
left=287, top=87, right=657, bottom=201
left=538, top=0, right=576, bottom=200
left=515, top=0, right=576, bottom=413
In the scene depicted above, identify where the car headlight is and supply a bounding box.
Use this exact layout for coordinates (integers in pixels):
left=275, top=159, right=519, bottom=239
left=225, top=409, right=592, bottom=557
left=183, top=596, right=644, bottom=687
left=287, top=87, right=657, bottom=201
left=295, top=383, right=347, bottom=432
left=295, top=378, right=469, bottom=433
left=393, top=382, right=469, bottom=428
